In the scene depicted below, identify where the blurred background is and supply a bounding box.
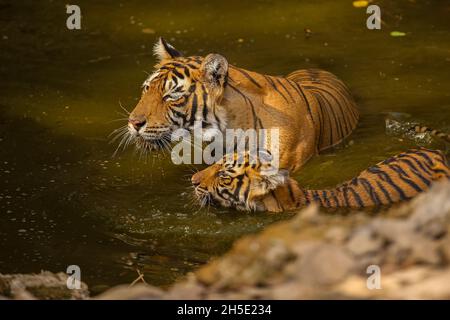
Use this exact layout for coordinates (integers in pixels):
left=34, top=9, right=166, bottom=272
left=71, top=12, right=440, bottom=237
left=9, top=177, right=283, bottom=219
left=0, top=0, right=449, bottom=293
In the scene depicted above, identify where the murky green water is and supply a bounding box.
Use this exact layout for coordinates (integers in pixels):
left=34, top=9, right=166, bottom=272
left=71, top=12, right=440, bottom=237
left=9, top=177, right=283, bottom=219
left=0, top=0, right=449, bottom=293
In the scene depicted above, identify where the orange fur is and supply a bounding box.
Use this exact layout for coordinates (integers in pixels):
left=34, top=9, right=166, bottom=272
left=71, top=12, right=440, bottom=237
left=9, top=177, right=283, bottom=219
left=127, top=38, right=359, bottom=172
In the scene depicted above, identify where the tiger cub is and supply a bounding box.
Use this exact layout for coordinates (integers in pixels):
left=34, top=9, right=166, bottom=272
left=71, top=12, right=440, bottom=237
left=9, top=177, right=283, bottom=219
left=191, top=148, right=450, bottom=212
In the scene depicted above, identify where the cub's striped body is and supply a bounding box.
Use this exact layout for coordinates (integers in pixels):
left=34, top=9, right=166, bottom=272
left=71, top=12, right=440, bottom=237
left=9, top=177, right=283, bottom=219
left=125, top=38, right=359, bottom=172
left=191, top=148, right=450, bottom=212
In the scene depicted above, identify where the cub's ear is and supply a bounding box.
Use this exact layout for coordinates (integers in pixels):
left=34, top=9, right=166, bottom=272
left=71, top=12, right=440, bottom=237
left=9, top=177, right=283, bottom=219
left=248, top=168, right=289, bottom=202
left=153, top=37, right=182, bottom=61
left=259, top=168, right=289, bottom=194
left=201, top=53, right=229, bottom=89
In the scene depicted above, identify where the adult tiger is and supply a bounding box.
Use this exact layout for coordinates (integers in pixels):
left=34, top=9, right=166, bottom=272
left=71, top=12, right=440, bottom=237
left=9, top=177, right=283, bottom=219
left=125, top=37, right=359, bottom=172
left=191, top=148, right=450, bottom=212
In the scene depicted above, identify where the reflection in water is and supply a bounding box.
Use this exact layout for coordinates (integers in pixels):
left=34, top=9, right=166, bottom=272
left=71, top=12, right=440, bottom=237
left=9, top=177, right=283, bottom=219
left=0, top=0, right=449, bottom=292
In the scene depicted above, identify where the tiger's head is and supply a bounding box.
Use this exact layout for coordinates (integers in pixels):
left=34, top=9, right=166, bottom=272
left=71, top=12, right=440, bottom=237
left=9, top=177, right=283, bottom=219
left=191, top=152, right=289, bottom=211
left=126, top=37, right=229, bottom=152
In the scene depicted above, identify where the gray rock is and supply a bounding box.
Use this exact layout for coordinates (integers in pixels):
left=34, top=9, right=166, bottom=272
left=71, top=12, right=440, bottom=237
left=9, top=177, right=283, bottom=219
left=296, top=244, right=355, bottom=286
left=0, top=271, right=89, bottom=300
left=346, top=228, right=383, bottom=256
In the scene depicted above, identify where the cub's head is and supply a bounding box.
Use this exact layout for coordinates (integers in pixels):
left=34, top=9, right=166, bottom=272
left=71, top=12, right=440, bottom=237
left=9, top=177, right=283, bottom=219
left=126, top=37, right=229, bottom=152
left=191, top=152, right=288, bottom=211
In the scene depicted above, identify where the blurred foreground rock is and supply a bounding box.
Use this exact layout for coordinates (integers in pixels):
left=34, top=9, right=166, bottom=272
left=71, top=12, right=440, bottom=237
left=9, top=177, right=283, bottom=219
left=98, top=180, right=450, bottom=300
left=0, top=271, right=89, bottom=300
left=2, top=181, right=450, bottom=299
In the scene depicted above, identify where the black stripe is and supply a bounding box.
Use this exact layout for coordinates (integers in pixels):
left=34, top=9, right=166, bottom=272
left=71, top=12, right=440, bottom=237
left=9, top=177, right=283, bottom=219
left=307, top=80, right=359, bottom=124
left=275, top=78, right=295, bottom=102
left=359, top=178, right=381, bottom=206
left=347, top=186, right=364, bottom=208
left=399, top=154, right=433, bottom=175
left=231, top=67, right=262, bottom=88
left=375, top=180, right=393, bottom=205
left=389, top=165, right=424, bottom=193
left=186, top=63, right=198, bottom=69
left=397, top=158, right=431, bottom=186
left=171, top=68, right=184, bottom=79
left=322, top=88, right=352, bottom=135
left=314, top=92, right=336, bottom=147
left=167, top=112, right=179, bottom=125
left=171, top=75, right=178, bottom=86
left=171, top=98, right=188, bottom=108
left=201, top=85, right=208, bottom=122
left=315, top=87, right=350, bottom=137
left=342, top=187, right=350, bottom=206
left=264, top=75, right=288, bottom=102
left=322, top=190, right=331, bottom=208
left=189, top=93, right=198, bottom=126
left=312, top=92, right=326, bottom=147
left=294, top=82, right=315, bottom=125
left=233, top=175, right=245, bottom=199
left=270, top=191, right=284, bottom=211
left=227, top=83, right=260, bottom=129
left=413, top=150, right=434, bottom=166
left=302, top=190, right=311, bottom=205
left=434, top=169, right=450, bottom=177
left=368, top=166, right=408, bottom=200
left=331, top=190, right=340, bottom=207
left=170, top=109, right=187, bottom=122
left=220, top=188, right=234, bottom=200
left=304, top=82, right=344, bottom=141
left=287, top=180, right=296, bottom=204
left=165, top=62, right=185, bottom=68
left=286, top=79, right=303, bottom=98
left=184, top=67, right=190, bottom=78
left=242, top=181, right=250, bottom=202
left=312, top=190, right=324, bottom=207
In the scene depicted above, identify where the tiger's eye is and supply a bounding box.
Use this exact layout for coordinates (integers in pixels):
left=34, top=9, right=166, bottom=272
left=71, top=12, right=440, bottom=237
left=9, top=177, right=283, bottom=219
left=217, top=171, right=231, bottom=183
left=220, top=176, right=232, bottom=184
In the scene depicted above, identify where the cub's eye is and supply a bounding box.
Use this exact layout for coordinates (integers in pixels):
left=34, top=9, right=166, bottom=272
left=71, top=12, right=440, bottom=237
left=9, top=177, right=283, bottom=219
left=217, top=171, right=232, bottom=184
left=163, top=91, right=184, bottom=101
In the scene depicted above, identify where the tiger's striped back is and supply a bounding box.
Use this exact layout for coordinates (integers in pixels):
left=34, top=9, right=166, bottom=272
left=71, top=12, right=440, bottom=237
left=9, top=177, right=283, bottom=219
left=287, top=69, right=359, bottom=152
left=302, top=148, right=450, bottom=209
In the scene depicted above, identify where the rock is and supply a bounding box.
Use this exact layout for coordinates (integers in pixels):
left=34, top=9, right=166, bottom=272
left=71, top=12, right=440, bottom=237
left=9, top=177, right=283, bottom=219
left=346, top=227, right=383, bottom=256
left=295, top=244, right=354, bottom=286
left=96, top=284, right=163, bottom=300
left=0, top=271, right=89, bottom=300
left=325, top=226, right=349, bottom=243
left=166, top=274, right=205, bottom=299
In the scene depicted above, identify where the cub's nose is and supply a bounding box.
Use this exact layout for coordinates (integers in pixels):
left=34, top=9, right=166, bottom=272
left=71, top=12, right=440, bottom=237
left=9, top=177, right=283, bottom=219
left=191, top=172, right=202, bottom=186
left=128, top=116, right=147, bottom=131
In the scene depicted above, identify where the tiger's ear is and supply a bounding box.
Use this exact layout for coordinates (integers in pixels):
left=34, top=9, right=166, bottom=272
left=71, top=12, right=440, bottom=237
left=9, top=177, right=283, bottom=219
left=153, top=37, right=182, bottom=61
left=260, top=169, right=289, bottom=192
left=248, top=168, right=288, bottom=202
left=201, top=54, right=229, bottom=89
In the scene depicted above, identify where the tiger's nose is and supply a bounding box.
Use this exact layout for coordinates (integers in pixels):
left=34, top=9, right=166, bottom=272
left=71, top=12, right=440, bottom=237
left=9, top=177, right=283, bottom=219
left=191, top=172, right=202, bottom=186
left=128, top=116, right=147, bottom=131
